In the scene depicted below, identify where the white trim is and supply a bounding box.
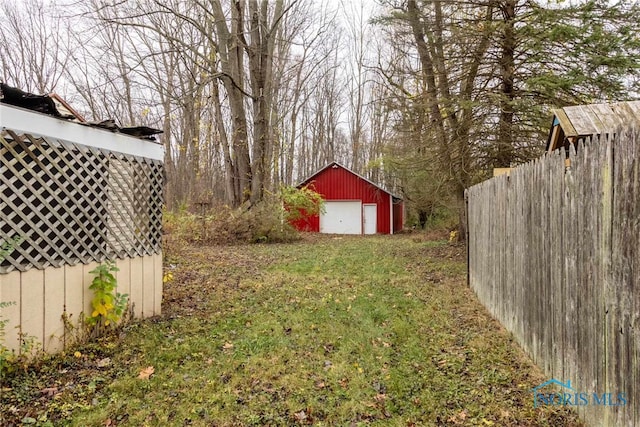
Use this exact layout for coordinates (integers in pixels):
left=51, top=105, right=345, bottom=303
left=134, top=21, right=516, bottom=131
left=1, top=104, right=164, bottom=161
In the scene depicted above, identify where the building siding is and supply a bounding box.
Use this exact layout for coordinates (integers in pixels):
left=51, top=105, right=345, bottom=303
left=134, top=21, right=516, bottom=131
left=296, top=164, right=396, bottom=234
left=393, top=201, right=403, bottom=233
left=0, top=253, right=162, bottom=353
left=0, top=105, right=164, bottom=354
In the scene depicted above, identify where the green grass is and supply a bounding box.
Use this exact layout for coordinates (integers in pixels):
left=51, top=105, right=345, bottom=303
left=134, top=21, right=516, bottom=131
left=0, top=235, right=582, bottom=426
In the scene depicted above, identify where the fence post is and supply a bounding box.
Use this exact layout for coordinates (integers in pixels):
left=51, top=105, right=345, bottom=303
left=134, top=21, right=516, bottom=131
left=465, top=190, right=470, bottom=287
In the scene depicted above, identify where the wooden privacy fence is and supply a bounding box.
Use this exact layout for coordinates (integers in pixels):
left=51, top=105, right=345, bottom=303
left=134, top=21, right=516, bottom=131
left=467, top=127, right=639, bottom=426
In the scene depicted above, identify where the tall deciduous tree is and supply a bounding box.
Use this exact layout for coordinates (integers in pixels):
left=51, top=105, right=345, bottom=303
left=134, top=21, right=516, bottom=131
left=89, top=0, right=296, bottom=207
left=375, top=0, right=640, bottom=233
left=0, top=0, right=72, bottom=93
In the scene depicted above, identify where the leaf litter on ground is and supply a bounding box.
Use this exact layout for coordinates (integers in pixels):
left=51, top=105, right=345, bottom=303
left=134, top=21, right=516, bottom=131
left=0, top=233, right=584, bottom=426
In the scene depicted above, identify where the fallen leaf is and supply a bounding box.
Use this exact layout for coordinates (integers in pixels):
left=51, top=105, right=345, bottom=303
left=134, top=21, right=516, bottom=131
left=96, top=357, right=111, bottom=368
left=138, top=366, right=155, bottom=380
left=481, top=419, right=494, bottom=426
left=294, top=410, right=307, bottom=421
left=74, top=351, right=82, bottom=358
left=374, top=393, right=387, bottom=402
left=222, top=342, right=234, bottom=350
left=40, top=387, right=58, bottom=396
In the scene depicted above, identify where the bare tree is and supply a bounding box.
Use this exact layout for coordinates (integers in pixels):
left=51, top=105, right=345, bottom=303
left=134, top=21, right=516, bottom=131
left=0, top=0, right=72, bottom=93
left=340, top=0, right=371, bottom=172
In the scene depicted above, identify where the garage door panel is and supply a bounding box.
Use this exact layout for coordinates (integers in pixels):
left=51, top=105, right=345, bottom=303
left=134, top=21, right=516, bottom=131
left=320, top=201, right=362, bottom=234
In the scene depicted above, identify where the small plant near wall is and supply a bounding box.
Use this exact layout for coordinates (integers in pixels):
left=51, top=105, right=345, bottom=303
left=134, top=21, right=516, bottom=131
left=86, top=261, right=128, bottom=337
left=1, top=235, right=36, bottom=374
left=0, top=300, right=17, bottom=373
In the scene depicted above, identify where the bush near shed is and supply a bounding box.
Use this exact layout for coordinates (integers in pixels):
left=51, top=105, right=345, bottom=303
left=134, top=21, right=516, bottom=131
left=164, top=186, right=323, bottom=246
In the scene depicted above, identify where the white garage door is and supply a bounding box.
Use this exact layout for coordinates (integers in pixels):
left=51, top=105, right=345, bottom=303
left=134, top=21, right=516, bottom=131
left=320, top=201, right=362, bottom=234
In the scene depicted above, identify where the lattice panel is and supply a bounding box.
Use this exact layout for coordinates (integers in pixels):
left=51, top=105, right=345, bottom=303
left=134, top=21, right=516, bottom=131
left=0, top=130, right=163, bottom=273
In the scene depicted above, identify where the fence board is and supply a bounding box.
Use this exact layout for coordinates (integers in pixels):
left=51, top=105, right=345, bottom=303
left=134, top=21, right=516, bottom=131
left=467, top=127, right=640, bottom=426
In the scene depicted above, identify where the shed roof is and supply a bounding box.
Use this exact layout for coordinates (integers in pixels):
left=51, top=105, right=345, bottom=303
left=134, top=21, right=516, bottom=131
left=1, top=103, right=164, bottom=161
left=298, top=161, right=401, bottom=201
left=547, top=100, right=640, bottom=151
left=1, top=82, right=163, bottom=141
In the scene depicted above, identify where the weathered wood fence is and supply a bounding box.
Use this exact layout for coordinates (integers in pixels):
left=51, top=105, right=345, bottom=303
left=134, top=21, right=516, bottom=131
left=467, top=127, right=639, bottom=426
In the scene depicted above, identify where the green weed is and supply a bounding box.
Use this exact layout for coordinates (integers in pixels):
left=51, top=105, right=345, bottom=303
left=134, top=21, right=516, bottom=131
left=86, top=261, right=129, bottom=339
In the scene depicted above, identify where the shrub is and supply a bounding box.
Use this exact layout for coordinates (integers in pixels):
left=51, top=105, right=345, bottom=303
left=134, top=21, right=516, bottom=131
left=163, top=186, right=324, bottom=247
left=280, top=185, right=324, bottom=223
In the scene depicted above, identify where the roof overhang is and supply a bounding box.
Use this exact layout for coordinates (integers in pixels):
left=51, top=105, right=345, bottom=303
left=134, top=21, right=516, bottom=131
left=547, top=100, right=640, bottom=152
left=297, top=161, right=401, bottom=200
left=1, top=103, right=164, bottom=161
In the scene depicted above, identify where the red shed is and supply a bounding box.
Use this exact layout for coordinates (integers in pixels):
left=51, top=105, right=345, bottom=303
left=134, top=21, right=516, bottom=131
left=293, top=162, right=403, bottom=235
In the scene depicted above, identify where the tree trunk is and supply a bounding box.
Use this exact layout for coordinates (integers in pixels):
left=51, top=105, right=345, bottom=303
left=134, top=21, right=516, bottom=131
left=497, top=0, right=516, bottom=168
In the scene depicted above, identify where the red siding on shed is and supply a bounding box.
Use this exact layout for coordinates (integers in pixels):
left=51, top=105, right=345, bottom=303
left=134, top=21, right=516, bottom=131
left=393, top=201, right=403, bottom=233
left=294, top=163, right=401, bottom=234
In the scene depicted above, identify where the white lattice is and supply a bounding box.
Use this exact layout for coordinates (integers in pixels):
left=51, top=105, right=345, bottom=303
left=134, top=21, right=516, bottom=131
left=0, top=130, right=163, bottom=273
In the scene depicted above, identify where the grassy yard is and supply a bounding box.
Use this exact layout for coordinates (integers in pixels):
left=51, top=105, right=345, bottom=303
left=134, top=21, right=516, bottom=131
left=1, top=234, right=582, bottom=426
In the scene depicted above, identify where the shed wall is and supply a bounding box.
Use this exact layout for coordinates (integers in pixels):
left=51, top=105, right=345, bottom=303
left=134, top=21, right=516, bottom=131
left=0, top=253, right=162, bottom=353
left=303, top=166, right=392, bottom=234
left=393, top=201, right=404, bottom=233
left=1, top=106, right=164, bottom=354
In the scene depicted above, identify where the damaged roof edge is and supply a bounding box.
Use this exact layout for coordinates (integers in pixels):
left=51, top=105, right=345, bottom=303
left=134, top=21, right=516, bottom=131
left=1, top=103, right=164, bottom=161
left=0, top=82, right=163, bottom=141
left=49, top=93, right=87, bottom=122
